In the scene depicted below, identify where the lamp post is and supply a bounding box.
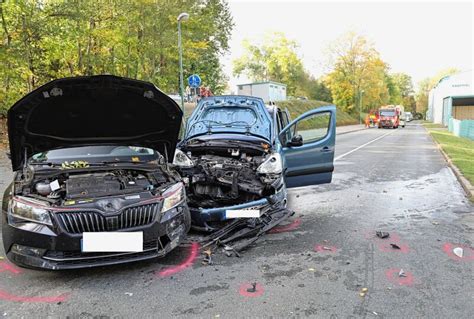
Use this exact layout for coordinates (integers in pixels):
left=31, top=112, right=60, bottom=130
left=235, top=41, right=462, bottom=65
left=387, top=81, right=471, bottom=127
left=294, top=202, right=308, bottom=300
left=177, top=12, right=189, bottom=114
left=359, top=90, right=365, bottom=125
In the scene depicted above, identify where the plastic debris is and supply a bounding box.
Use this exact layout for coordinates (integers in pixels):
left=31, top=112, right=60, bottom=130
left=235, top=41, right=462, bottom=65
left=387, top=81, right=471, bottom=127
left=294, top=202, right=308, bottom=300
left=247, top=282, right=257, bottom=293
left=372, top=311, right=378, bottom=316
left=202, top=248, right=213, bottom=265
left=323, top=246, right=332, bottom=251
left=359, top=292, right=366, bottom=297
left=359, top=287, right=368, bottom=297
left=376, top=231, right=390, bottom=239
left=124, top=292, right=133, bottom=296
left=390, top=243, right=401, bottom=249
left=453, top=247, right=464, bottom=258
left=432, top=221, right=439, bottom=225
left=0, top=256, right=4, bottom=260
left=398, top=269, right=407, bottom=277
left=308, top=268, right=316, bottom=272
left=361, top=288, right=368, bottom=293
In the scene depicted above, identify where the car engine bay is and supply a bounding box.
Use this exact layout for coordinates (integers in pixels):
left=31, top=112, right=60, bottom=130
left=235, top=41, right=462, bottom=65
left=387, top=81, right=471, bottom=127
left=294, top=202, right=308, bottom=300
left=177, top=149, right=282, bottom=208
left=14, top=166, right=175, bottom=205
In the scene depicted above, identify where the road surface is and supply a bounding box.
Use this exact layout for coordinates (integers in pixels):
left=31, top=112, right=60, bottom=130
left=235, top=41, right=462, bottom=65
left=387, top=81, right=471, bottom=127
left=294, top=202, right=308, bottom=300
left=0, top=122, right=472, bottom=318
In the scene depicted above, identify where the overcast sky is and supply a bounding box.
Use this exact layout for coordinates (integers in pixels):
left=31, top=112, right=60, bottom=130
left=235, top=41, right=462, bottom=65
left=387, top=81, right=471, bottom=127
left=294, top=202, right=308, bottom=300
left=221, top=0, right=473, bottom=92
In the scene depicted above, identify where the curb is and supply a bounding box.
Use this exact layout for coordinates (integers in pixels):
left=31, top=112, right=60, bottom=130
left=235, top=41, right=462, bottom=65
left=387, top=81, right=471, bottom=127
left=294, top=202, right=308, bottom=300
left=336, top=127, right=367, bottom=136
left=423, top=126, right=474, bottom=199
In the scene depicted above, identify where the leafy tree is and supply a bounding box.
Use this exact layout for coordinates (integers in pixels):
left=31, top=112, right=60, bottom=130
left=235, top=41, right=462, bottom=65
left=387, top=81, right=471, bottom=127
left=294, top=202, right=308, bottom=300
left=324, top=32, right=390, bottom=113
left=0, top=0, right=233, bottom=115
left=232, top=32, right=306, bottom=96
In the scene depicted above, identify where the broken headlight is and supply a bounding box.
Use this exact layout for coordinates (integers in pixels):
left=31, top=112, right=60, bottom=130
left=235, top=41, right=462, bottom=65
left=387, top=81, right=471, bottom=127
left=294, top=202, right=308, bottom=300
left=257, top=153, right=282, bottom=174
left=9, top=197, right=53, bottom=226
left=161, top=182, right=185, bottom=212
left=173, top=149, right=194, bottom=167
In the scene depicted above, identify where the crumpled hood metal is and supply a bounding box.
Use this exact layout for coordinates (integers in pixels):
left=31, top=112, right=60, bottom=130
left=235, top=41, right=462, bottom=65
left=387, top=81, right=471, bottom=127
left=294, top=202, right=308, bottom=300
left=7, top=75, right=182, bottom=170
left=184, top=96, right=273, bottom=142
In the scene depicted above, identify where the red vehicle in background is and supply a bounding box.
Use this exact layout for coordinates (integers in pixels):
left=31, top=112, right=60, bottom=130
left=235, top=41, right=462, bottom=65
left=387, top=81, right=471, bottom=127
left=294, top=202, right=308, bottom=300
left=368, top=110, right=379, bottom=127
left=378, top=106, right=402, bottom=129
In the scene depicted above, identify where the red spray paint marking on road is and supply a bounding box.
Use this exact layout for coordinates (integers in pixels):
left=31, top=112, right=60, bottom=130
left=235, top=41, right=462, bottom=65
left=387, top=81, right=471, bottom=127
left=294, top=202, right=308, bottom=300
left=269, top=218, right=301, bottom=233
left=0, top=290, right=69, bottom=303
left=238, top=282, right=264, bottom=297
left=314, top=244, right=338, bottom=253
left=378, top=242, right=410, bottom=254
left=364, top=231, right=401, bottom=242
left=157, top=242, right=199, bottom=277
left=384, top=268, right=415, bottom=286
left=442, top=243, right=474, bottom=261
left=0, top=262, right=22, bottom=274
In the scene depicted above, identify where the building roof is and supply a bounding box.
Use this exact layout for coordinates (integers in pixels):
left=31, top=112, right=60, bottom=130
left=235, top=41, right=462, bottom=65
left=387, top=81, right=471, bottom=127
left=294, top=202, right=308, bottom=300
left=237, top=81, right=287, bottom=87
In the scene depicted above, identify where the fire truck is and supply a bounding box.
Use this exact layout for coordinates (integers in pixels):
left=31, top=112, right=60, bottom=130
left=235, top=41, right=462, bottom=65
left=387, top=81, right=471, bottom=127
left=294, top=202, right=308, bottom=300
left=378, top=105, right=405, bottom=129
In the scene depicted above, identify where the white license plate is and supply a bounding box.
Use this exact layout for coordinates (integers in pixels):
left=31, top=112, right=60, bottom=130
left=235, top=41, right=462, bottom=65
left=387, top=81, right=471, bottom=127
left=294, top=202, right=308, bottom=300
left=82, top=232, right=143, bottom=252
left=225, top=209, right=261, bottom=219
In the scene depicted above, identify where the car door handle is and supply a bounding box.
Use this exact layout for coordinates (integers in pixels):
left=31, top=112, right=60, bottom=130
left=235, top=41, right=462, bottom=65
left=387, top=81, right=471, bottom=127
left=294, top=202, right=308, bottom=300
left=321, top=146, right=331, bottom=152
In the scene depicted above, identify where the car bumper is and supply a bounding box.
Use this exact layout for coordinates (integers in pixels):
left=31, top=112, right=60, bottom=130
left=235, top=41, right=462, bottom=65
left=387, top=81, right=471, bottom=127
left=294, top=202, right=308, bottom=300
left=190, top=186, right=287, bottom=231
left=2, top=205, right=190, bottom=270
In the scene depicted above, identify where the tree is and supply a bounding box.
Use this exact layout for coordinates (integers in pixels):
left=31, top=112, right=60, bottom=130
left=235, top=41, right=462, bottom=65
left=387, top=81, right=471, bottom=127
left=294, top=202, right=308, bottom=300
left=232, top=32, right=306, bottom=96
left=0, top=0, right=234, bottom=115
left=415, top=68, right=459, bottom=114
left=323, top=32, right=390, bottom=113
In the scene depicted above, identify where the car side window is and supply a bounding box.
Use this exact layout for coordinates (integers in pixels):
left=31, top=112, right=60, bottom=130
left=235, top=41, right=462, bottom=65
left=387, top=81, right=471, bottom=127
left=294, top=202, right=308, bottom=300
left=285, top=111, right=331, bottom=145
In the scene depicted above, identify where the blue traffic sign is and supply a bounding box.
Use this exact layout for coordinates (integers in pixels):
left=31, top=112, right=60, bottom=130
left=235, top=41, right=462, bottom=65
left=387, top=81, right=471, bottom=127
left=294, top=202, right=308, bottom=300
left=188, top=74, right=201, bottom=88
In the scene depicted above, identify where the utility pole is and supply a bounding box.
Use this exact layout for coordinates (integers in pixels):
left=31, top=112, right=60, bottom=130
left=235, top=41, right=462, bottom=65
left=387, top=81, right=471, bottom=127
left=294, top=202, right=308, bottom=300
left=177, top=12, right=189, bottom=115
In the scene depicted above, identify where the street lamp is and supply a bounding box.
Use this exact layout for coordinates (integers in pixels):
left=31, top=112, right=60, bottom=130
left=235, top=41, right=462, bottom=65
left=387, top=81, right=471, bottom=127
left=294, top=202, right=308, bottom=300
left=359, top=90, right=365, bottom=125
left=177, top=12, right=189, bottom=114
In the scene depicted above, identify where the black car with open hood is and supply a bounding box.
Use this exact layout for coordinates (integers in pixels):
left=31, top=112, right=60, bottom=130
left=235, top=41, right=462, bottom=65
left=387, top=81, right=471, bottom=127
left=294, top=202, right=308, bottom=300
left=2, top=75, right=191, bottom=270
left=8, top=75, right=182, bottom=170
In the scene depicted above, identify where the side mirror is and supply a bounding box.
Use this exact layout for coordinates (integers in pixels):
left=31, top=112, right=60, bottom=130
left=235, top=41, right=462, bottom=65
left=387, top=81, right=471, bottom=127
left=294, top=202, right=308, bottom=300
left=287, top=134, right=303, bottom=147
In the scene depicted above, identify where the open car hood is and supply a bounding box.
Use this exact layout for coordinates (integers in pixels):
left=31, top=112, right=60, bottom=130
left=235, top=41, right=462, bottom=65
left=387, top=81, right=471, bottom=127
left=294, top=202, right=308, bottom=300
left=8, top=75, right=182, bottom=170
left=184, top=96, right=273, bottom=142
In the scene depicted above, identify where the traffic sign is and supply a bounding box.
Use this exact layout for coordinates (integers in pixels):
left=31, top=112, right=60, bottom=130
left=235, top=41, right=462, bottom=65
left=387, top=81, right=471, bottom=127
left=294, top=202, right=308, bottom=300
left=188, top=74, right=201, bottom=88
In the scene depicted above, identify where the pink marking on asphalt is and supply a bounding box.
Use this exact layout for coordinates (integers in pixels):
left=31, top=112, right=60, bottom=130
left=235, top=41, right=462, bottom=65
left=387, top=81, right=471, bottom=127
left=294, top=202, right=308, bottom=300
left=239, top=282, right=264, bottom=297
left=0, top=290, right=69, bottom=303
left=385, top=268, right=415, bottom=286
left=364, top=231, right=401, bottom=242
left=0, top=262, right=22, bottom=274
left=269, top=218, right=302, bottom=233
left=157, top=242, right=199, bottom=277
left=314, top=244, right=338, bottom=253
left=442, top=243, right=474, bottom=261
left=378, top=242, right=410, bottom=253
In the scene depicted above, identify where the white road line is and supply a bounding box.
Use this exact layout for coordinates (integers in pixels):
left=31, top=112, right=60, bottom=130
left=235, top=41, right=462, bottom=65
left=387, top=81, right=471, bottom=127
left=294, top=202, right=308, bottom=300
left=334, top=130, right=396, bottom=161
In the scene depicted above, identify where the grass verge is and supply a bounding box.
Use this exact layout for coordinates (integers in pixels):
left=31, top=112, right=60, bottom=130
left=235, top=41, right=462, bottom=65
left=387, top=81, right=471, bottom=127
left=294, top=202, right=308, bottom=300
left=424, top=123, right=474, bottom=185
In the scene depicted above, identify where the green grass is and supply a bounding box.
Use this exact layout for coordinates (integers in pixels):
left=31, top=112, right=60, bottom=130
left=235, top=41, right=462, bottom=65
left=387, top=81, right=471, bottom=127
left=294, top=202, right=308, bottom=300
left=424, top=123, right=474, bottom=184
left=276, top=100, right=359, bottom=126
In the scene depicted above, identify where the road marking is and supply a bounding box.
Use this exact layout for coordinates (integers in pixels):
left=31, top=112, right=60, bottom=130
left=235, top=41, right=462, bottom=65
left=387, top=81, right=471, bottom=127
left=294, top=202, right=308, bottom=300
left=334, top=130, right=395, bottom=161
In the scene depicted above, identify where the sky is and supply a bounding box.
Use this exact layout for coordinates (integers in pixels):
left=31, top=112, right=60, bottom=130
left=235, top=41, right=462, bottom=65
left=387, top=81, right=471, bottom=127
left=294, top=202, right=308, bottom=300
left=221, top=0, right=473, bottom=92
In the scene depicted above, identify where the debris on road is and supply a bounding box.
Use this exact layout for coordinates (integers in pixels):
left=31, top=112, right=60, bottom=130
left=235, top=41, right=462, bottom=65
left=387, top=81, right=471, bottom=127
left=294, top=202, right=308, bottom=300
left=308, top=268, right=316, bottom=272
left=200, top=208, right=293, bottom=255
left=323, top=246, right=332, bottom=251
left=247, top=282, right=257, bottom=293
left=359, top=287, right=368, bottom=297
left=124, top=292, right=133, bottom=296
left=398, top=269, right=407, bottom=277
left=202, top=248, right=213, bottom=265
left=453, top=247, right=464, bottom=258
left=390, top=243, right=401, bottom=250
left=376, top=231, right=390, bottom=239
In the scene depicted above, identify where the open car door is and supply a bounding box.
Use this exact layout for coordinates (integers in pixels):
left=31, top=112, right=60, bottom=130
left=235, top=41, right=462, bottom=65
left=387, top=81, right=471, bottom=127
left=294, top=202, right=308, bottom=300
left=279, top=105, right=336, bottom=188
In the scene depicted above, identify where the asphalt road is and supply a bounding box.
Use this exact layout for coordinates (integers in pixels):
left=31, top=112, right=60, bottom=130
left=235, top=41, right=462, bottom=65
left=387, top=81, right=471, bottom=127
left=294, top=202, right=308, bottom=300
left=0, top=122, right=473, bottom=318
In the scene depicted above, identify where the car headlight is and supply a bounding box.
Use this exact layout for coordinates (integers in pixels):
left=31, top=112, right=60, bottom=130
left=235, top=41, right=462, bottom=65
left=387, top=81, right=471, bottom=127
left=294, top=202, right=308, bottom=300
left=9, top=197, right=52, bottom=226
left=257, top=153, right=282, bottom=174
left=161, top=183, right=185, bottom=212
left=173, top=149, right=194, bottom=167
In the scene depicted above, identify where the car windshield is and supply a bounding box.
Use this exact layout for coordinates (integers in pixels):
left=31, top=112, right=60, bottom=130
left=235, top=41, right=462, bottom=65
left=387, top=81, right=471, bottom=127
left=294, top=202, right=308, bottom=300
left=380, top=110, right=396, bottom=116
left=30, top=145, right=160, bottom=165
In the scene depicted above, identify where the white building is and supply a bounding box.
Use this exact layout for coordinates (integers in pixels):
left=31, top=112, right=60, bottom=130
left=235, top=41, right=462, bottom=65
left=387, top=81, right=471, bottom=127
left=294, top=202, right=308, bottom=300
left=237, top=81, right=287, bottom=102
left=427, top=70, right=473, bottom=125
left=427, top=70, right=474, bottom=140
